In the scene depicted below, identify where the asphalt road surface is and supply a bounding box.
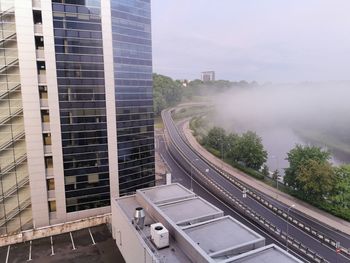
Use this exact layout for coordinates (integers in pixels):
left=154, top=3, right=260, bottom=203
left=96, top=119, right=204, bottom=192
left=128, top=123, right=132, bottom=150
left=160, top=109, right=350, bottom=263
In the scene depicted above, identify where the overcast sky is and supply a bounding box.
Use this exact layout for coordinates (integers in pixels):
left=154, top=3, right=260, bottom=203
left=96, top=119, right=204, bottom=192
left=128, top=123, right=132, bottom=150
left=151, top=0, right=350, bottom=82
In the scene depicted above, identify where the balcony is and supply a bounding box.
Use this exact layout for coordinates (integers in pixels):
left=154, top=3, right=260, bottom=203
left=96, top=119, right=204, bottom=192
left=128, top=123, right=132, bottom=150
left=38, top=72, right=46, bottom=84
left=34, top=24, right=43, bottom=35
left=32, top=0, right=41, bottom=9
left=44, top=145, right=52, bottom=154
left=40, top=98, right=48, bottom=108
left=42, top=122, right=50, bottom=132
left=46, top=168, right=54, bottom=177
left=36, top=49, right=45, bottom=60
left=48, top=190, right=55, bottom=199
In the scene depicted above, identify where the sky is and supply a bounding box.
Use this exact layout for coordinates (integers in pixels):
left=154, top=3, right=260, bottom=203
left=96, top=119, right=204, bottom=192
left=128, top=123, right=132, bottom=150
left=151, top=0, right=350, bottom=82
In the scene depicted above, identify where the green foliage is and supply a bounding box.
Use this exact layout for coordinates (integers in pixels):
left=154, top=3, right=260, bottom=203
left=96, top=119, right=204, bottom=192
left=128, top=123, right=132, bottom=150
left=284, top=145, right=331, bottom=190
left=272, top=169, right=279, bottom=181
left=331, top=165, right=350, bottom=208
left=232, top=131, right=267, bottom=170
left=203, top=127, right=267, bottom=171
left=153, top=73, right=183, bottom=115
left=202, top=126, right=226, bottom=150
left=261, top=164, right=269, bottom=177
left=296, top=159, right=335, bottom=201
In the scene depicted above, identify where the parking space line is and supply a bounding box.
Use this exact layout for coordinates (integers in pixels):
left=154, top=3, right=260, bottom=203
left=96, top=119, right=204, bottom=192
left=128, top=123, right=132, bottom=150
left=70, top=232, right=76, bottom=250
left=88, top=228, right=96, bottom=245
left=5, top=245, right=10, bottom=263
left=27, top=240, right=32, bottom=261
left=50, top=236, right=55, bottom=256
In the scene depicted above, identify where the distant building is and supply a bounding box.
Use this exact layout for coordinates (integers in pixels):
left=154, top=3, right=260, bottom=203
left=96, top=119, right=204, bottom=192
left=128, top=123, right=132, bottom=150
left=201, top=71, right=216, bottom=82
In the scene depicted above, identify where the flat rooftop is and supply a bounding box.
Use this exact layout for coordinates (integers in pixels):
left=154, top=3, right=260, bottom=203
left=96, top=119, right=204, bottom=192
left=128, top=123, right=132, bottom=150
left=112, top=183, right=303, bottom=263
left=158, top=196, right=223, bottom=225
left=223, top=244, right=303, bottom=263
left=183, top=216, right=264, bottom=259
left=139, top=183, right=194, bottom=204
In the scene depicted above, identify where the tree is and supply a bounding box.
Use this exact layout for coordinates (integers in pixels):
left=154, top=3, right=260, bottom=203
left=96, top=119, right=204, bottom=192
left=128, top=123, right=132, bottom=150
left=233, top=131, right=267, bottom=170
left=153, top=73, right=183, bottom=115
left=284, top=145, right=331, bottom=190
left=331, top=165, right=350, bottom=208
left=203, top=127, right=227, bottom=150
left=272, top=169, right=279, bottom=181
left=261, top=164, right=269, bottom=177
left=296, top=159, right=336, bottom=201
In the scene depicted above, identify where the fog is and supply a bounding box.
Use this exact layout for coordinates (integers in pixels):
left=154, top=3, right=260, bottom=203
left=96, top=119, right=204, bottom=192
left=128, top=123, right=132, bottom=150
left=209, top=82, right=350, bottom=172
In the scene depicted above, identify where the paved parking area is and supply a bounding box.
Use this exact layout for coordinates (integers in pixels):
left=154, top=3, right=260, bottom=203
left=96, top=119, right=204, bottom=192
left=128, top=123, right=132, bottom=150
left=0, top=224, right=125, bottom=263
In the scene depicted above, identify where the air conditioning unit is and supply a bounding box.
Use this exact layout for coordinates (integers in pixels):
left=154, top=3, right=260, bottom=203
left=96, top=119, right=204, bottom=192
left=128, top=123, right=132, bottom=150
left=150, top=223, right=169, bottom=249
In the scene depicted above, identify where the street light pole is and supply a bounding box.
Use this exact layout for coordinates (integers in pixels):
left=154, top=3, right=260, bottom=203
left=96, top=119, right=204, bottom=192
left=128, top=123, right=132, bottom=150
left=190, top=158, right=199, bottom=191
left=271, top=155, right=279, bottom=190
left=286, top=204, right=295, bottom=252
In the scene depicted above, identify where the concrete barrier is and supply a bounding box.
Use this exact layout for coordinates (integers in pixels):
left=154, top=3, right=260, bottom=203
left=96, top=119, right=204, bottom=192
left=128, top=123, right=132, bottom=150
left=0, top=213, right=111, bottom=247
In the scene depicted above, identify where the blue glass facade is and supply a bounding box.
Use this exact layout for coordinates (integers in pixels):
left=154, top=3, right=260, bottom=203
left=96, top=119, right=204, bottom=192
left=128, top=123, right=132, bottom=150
left=111, top=0, right=155, bottom=195
left=52, top=0, right=110, bottom=212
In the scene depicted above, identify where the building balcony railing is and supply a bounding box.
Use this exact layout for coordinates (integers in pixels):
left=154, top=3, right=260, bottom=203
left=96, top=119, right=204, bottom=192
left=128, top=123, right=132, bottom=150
left=36, top=49, right=45, bottom=60
left=42, top=122, right=50, bottom=132
left=0, top=197, right=31, bottom=228
left=48, top=190, right=55, bottom=200
left=0, top=177, right=29, bottom=203
left=38, top=73, right=46, bottom=84
left=0, top=107, right=23, bottom=125
left=32, top=0, right=41, bottom=9
left=0, top=129, right=25, bottom=152
left=34, top=24, right=43, bottom=35
left=0, top=153, right=26, bottom=177
left=0, top=83, right=20, bottom=100
left=40, top=98, right=48, bottom=108
left=44, top=145, right=52, bottom=154
left=46, top=167, right=54, bottom=177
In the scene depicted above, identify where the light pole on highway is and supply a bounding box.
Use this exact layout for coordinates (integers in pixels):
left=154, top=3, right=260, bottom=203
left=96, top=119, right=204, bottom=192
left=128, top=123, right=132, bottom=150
left=190, top=158, right=199, bottom=191
left=286, top=204, right=295, bottom=252
left=271, top=155, right=280, bottom=190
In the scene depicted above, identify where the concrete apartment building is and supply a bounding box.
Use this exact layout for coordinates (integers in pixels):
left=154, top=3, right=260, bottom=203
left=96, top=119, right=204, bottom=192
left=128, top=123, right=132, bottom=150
left=0, top=0, right=154, bottom=235
left=201, top=71, right=215, bottom=82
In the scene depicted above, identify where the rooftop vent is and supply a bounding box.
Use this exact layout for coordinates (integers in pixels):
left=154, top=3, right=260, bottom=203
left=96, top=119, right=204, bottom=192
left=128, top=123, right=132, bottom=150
left=134, top=207, right=145, bottom=229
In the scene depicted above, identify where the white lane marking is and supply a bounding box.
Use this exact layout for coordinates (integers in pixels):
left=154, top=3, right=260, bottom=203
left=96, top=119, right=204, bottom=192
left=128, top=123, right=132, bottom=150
left=5, top=245, right=10, bottom=263
left=50, top=236, right=54, bottom=256
left=88, top=228, right=96, bottom=245
left=27, top=240, right=32, bottom=261
left=70, top=232, right=76, bottom=250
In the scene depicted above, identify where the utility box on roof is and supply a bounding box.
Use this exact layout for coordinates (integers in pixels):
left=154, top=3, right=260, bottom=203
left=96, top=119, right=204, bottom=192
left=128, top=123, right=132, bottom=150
left=151, top=223, right=169, bottom=249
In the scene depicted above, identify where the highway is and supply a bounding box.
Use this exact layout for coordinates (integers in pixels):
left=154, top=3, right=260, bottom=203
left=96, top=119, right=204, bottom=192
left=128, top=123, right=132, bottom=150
left=160, top=108, right=350, bottom=263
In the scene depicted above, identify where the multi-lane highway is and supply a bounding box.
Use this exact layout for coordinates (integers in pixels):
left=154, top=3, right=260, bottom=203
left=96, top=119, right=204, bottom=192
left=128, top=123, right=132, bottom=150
left=160, top=108, right=350, bottom=263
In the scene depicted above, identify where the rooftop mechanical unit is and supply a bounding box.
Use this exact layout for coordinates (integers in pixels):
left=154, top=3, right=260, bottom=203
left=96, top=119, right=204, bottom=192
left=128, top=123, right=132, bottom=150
left=150, top=223, right=169, bottom=249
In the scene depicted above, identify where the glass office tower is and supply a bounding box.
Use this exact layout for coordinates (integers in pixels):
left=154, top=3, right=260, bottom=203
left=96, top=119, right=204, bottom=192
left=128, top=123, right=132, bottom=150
left=52, top=1, right=110, bottom=212
left=111, top=0, right=155, bottom=196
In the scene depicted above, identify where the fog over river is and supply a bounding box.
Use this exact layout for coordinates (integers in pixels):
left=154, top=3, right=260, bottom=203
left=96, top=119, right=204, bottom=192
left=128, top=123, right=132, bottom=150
left=211, top=82, right=350, bottom=175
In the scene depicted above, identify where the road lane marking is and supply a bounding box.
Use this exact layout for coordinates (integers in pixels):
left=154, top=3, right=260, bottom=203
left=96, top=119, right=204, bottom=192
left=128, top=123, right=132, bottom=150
left=70, top=232, right=76, bottom=250
left=5, top=245, right=10, bottom=263
left=89, top=228, right=96, bottom=245
left=27, top=240, right=32, bottom=261
left=50, top=236, right=54, bottom=256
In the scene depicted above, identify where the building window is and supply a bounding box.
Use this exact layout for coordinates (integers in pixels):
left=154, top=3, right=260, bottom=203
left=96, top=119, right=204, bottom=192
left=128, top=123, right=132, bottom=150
left=48, top=200, right=56, bottom=212
left=43, top=133, right=52, bottom=145
left=41, top=110, right=50, bottom=123
left=39, top=86, right=48, bottom=99
left=47, top=178, right=55, bottom=191
left=45, top=156, right=53, bottom=168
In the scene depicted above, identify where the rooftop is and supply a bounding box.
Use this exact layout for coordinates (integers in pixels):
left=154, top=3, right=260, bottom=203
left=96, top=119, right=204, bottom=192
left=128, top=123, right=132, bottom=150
left=111, top=183, right=303, bottom=263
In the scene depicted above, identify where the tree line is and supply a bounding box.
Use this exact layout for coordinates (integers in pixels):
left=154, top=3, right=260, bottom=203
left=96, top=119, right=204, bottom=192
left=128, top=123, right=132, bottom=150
left=153, top=73, right=258, bottom=115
